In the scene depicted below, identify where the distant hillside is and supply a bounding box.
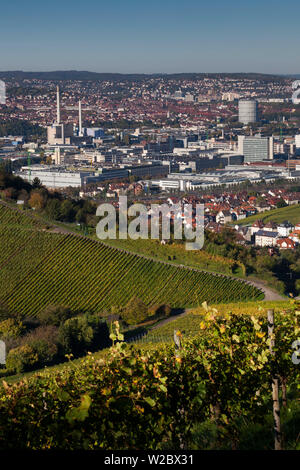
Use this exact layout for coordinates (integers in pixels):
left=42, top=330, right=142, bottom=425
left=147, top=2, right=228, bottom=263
left=0, top=70, right=287, bottom=82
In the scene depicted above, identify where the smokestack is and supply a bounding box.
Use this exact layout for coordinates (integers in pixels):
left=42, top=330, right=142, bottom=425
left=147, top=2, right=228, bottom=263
left=79, top=100, right=82, bottom=136
left=56, top=86, right=60, bottom=123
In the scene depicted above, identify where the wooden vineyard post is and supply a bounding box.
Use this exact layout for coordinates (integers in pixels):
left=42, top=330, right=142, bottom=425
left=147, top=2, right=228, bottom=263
left=0, top=340, right=6, bottom=366
left=174, top=330, right=182, bottom=357
left=267, top=309, right=282, bottom=450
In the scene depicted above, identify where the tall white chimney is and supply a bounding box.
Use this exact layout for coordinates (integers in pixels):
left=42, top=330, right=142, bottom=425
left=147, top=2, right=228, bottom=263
left=56, top=86, right=61, bottom=124
left=79, top=100, right=82, bottom=136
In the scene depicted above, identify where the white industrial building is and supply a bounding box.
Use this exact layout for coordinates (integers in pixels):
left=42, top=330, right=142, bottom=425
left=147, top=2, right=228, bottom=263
left=16, top=166, right=94, bottom=188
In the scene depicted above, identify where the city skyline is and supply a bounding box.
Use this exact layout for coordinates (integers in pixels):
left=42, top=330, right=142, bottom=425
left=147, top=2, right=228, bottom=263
left=1, top=0, right=300, bottom=74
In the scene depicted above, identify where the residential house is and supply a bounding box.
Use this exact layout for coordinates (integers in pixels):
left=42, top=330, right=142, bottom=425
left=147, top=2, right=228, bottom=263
left=254, top=201, right=272, bottom=213
left=205, top=222, right=223, bottom=233
left=250, top=220, right=264, bottom=236
left=255, top=230, right=279, bottom=247
left=235, top=225, right=252, bottom=242
left=277, top=238, right=296, bottom=250
left=277, top=222, right=294, bottom=237
left=288, top=230, right=300, bottom=244
left=216, top=210, right=232, bottom=225
left=264, top=221, right=278, bottom=232
left=231, top=209, right=247, bottom=221
left=283, top=194, right=300, bottom=205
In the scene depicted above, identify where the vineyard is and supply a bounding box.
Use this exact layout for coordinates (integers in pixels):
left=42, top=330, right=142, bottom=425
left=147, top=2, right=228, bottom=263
left=0, top=306, right=299, bottom=450
left=0, top=204, right=263, bottom=317
left=105, top=237, right=244, bottom=275
left=130, top=301, right=294, bottom=345
left=234, top=203, right=300, bottom=226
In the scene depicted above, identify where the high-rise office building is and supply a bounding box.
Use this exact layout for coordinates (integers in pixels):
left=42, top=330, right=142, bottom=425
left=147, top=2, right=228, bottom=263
left=240, top=135, right=274, bottom=162
left=238, top=99, right=258, bottom=124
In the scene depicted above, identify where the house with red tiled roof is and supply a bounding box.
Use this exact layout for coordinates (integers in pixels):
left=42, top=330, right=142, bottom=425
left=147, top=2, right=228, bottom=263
left=241, top=204, right=257, bottom=216
left=277, top=238, right=296, bottom=250
left=205, top=222, right=223, bottom=233
left=288, top=230, right=300, bottom=243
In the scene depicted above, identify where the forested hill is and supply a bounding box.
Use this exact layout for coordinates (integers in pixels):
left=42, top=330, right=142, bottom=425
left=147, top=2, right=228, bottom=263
left=0, top=71, right=286, bottom=82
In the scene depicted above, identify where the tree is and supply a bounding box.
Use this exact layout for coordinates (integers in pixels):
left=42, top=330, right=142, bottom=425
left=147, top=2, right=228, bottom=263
left=148, top=304, right=172, bottom=319
left=75, top=208, right=86, bottom=224
left=58, top=314, right=109, bottom=356
left=45, top=199, right=61, bottom=220
left=32, top=177, right=42, bottom=189
left=29, top=191, right=46, bottom=211
left=276, top=198, right=288, bottom=209
left=38, top=305, right=73, bottom=327
left=122, top=297, right=149, bottom=325
left=60, top=200, right=75, bottom=222
left=18, top=189, right=29, bottom=204
left=3, top=187, right=17, bottom=200
left=20, top=325, right=59, bottom=365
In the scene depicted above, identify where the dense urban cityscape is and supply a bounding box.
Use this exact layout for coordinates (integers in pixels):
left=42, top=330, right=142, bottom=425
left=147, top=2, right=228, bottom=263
left=0, top=0, right=300, bottom=456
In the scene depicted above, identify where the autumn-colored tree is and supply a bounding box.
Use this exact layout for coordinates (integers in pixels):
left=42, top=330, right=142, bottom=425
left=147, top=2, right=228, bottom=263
left=29, top=191, right=46, bottom=211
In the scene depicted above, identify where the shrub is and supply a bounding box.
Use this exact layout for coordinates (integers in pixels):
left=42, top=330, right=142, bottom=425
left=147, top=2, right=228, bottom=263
left=148, top=304, right=172, bottom=319
left=20, top=325, right=59, bottom=365
left=6, top=345, right=39, bottom=373
left=0, top=319, right=24, bottom=340
left=28, top=339, right=58, bottom=366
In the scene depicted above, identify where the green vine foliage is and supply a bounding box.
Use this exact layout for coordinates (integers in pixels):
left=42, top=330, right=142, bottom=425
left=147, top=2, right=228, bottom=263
left=0, top=311, right=299, bottom=450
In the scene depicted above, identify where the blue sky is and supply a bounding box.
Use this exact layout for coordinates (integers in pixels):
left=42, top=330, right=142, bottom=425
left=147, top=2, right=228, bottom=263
left=0, top=0, right=299, bottom=73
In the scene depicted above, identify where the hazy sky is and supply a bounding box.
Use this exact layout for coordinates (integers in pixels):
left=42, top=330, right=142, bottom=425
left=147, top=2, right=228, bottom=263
left=0, top=0, right=299, bottom=73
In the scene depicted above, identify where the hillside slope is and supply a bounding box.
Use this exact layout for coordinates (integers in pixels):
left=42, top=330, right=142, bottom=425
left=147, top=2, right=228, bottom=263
left=0, top=204, right=263, bottom=316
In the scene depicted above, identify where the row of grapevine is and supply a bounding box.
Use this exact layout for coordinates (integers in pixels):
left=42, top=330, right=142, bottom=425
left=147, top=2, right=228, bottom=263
left=0, top=226, right=262, bottom=317
left=0, top=203, right=43, bottom=229
left=0, top=308, right=298, bottom=450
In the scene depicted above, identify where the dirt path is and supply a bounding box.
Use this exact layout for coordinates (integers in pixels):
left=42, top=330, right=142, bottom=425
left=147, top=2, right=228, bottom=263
left=247, top=279, right=286, bottom=301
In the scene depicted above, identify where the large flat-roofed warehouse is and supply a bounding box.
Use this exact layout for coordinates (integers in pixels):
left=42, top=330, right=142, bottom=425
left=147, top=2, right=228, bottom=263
left=16, top=166, right=94, bottom=188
